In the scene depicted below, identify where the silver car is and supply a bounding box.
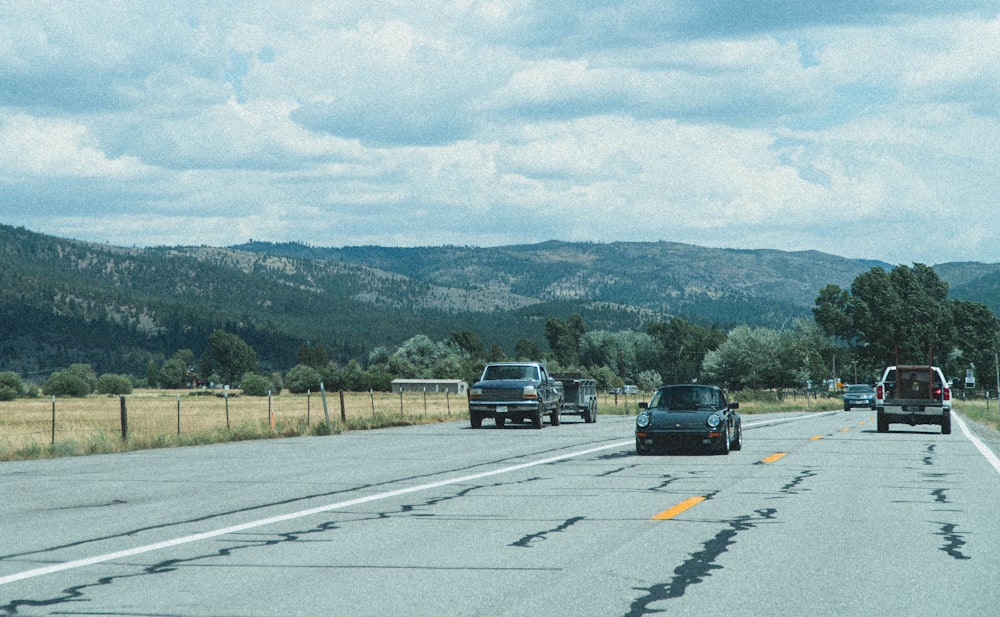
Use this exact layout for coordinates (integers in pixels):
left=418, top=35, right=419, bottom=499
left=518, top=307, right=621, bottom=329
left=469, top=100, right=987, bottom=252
left=843, top=384, right=876, bottom=410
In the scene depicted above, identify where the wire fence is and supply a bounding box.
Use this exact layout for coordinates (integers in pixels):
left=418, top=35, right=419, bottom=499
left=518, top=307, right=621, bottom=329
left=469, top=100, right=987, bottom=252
left=0, top=389, right=465, bottom=453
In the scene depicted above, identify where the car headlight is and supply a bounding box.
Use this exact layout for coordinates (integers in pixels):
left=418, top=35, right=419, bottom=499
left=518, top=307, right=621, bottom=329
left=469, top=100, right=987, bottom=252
left=636, top=413, right=651, bottom=428
left=706, top=413, right=722, bottom=428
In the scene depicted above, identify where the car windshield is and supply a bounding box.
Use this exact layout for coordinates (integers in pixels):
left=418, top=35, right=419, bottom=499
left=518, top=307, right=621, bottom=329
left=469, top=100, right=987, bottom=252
left=846, top=385, right=872, bottom=393
left=648, top=386, right=723, bottom=411
left=483, top=365, right=538, bottom=381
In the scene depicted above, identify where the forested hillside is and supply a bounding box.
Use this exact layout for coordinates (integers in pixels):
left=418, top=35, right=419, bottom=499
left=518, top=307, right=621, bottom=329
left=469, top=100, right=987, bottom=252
left=3, top=223, right=996, bottom=380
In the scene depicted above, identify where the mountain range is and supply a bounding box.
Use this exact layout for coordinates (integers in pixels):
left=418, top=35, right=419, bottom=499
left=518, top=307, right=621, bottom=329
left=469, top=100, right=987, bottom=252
left=2, top=223, right=999, bottom=379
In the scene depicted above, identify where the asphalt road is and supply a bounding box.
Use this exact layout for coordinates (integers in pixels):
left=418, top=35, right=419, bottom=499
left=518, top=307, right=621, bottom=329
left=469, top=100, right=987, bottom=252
left=3, top=408, right=1000, bottom=617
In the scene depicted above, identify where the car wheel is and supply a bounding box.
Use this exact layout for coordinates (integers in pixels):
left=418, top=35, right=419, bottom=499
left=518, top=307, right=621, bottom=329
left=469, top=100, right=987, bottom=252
left=941, top=411, right=951, bottom=435
left=470, top=412, right=482, bottom=429
left=718, top=425, right=730, bottom=455
left=843, top=404, right=850, bottom=411
left=731, top=421, right=743, bottom=451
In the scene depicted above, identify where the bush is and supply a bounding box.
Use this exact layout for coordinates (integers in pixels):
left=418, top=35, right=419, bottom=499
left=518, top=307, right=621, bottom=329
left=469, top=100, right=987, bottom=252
left=0, top=385, right=18, bottom=401
left=96, top=374, right=134, bottom=395
left=43, top=371, right=92, bottom=397
left=240, top=373, right=274, bottom=396
left=0, top=372, right=24, bottom=398
left=285, top=364, right=322, bottom=394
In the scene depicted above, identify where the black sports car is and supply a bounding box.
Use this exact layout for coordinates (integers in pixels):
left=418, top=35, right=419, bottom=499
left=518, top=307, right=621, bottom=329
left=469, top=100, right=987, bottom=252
left=635, top=384, right=742, bottom=455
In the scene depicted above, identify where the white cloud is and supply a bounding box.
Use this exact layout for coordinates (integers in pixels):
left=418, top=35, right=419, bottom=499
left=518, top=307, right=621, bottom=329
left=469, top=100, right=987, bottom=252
left=0, top=1, right=999, bottom=265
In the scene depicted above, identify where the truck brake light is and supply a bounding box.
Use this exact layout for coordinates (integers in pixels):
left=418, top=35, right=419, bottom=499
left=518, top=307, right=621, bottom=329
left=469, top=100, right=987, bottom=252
left=942, top=387, right=950, bottom=402
left=876, top=384, right=883, bottom=399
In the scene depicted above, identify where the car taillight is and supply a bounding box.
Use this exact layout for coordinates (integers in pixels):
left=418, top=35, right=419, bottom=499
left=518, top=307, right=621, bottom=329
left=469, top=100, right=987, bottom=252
left=876, top=384, right=883, bottom=399
left=943, top=387, right=950, bottom=401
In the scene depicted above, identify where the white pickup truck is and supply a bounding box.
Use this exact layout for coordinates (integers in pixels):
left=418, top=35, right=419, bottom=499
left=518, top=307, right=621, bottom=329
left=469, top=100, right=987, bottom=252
left=875, top=365, right=951, bottom=434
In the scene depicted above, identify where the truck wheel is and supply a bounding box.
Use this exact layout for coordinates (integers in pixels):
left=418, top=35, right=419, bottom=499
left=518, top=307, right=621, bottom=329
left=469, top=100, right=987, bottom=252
left=586, top=400, right=597, bottom=423
left=532, top=405, right=544, bottom=429
left=551, top=404, right=561, bottom=426
left=470, top=411, right=482, bottom=429
left=495, top=416, right=506, bottom=429
left=876, top=408, right=888, bottom=433
left=941, top=411, right=951, bottom=435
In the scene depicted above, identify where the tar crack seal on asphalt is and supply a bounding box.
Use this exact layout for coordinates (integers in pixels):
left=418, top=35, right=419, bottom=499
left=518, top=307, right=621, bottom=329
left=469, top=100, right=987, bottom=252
left=623, top=508, right=779, bottom=617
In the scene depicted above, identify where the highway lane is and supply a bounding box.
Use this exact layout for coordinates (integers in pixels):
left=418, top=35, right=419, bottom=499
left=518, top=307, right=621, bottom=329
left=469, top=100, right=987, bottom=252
left=2, top=409, right=1000, bottom=616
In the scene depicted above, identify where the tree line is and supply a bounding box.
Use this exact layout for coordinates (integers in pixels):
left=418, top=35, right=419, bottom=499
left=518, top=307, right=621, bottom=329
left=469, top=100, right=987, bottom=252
left=2, top=263, right=996, bottom=399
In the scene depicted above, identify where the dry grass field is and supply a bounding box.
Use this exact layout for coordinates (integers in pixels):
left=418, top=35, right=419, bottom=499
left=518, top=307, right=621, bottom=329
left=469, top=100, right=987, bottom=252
left=0, top=389, right=475, bottom=461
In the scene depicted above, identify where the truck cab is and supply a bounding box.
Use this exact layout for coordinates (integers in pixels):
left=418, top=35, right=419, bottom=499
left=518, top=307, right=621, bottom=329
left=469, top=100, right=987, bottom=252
left=468, top=362, right=563, bottom=429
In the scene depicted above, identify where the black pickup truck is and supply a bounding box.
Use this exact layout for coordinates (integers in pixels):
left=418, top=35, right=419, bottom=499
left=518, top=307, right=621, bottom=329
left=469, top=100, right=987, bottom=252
left=468, top=362, right=563, bottom=429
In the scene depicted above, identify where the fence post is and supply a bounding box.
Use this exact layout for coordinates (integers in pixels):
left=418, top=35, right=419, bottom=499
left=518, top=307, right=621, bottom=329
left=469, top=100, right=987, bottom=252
left=177, top=395, right=181, bottom=435
left=224, top=387, right=230, bottom=429
left=50, top=395, right=56, bottom=445
left=339, top=390, right=346, bottom=423
left=268, top=391, right=274, bottom=431
left=399, top=389, right=404, bottom=417
left=307, top=389, right=311, bottom=426
left=320, top=382, right=330, bottom=432
left=370, top=389, right=375, bottom=418
left=120, top=396, right=128, bottom=441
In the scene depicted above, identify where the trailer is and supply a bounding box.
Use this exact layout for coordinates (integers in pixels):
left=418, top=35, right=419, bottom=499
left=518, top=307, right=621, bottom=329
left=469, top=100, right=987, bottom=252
left=552, top=373, right=598, bottom=423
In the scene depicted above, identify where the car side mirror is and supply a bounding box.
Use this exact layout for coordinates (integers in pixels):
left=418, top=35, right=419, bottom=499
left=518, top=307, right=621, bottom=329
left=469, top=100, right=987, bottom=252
left=639, top=402, right=648, bottom=409
left=729, top=402, right=739, bottom=410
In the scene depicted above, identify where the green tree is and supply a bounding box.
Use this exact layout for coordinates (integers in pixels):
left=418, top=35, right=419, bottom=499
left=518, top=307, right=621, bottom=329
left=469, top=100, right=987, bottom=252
left=702, top=325, right=782, bottom=389
left=513, top=338, right=542, bottom=360
left=285, top=364, right=323, bottom=394
left=544, top=314, right=587, bottom=366
left=817, top=264, right=986, bottom=372
left=812, top=284, right=855, bottom=341
left=579, top=330, right=660, bottom=382
left=0, top=371, right=24, bottom=400
left=96, top=373, right=134, bottom=395
left=949, top=300, right=999, bottom=385
left=647, top=317, right=725, bottom=384
left=158, top=358, right=187, bottom=389
left=449, top=330, right=485, bottom=359
left=206, top=330, right=259, bottom=385
left=296, top=342, right=329, bottom=369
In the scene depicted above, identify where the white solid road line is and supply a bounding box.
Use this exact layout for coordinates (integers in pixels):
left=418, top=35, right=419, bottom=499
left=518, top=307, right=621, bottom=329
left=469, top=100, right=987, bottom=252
left=0, top=441, right=628, bottom=587
left=953, top=412, right=1000, bottom=475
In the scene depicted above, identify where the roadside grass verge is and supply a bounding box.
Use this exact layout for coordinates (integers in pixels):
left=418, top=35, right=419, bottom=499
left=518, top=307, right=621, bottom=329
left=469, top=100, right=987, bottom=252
left=955, top=398, right=1000, bottom=431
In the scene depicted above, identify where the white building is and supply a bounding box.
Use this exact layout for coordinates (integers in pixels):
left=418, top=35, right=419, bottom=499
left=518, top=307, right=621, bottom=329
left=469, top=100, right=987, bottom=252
left=391, top=379, right=468, bottom=395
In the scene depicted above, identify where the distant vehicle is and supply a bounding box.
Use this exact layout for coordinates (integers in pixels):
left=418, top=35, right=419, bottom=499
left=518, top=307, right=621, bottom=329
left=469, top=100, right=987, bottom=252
left=468, top=362, right=563, bottom=429
left=635, top=384, right=742, bottom=455
left=622, top=385, right=639, bottom=395
left=876, top=365, right=951, bottom=434
left=842, top=384, right=876, bottom=410
left=552, top=373, right=598, bottom=423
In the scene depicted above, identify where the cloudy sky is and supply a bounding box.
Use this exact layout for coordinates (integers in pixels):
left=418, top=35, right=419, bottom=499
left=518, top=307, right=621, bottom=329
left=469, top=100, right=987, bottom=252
left=1, top=1, right=998, bottom=264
